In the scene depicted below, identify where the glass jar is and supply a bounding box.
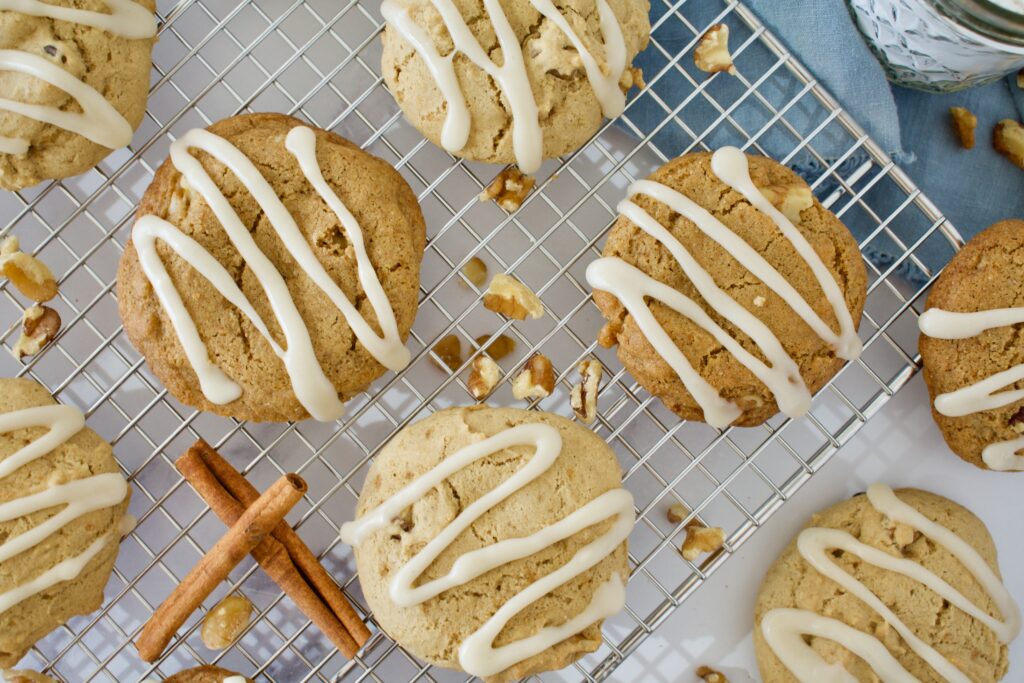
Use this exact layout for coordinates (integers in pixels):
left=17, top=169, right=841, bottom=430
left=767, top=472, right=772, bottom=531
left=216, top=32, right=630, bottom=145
left=846, top=0, right=1024, bottom=91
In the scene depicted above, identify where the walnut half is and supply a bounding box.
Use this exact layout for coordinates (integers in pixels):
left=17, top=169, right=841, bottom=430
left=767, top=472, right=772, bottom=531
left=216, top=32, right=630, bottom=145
left=994, top=119, right=1024, bottom=170
left=570, top=358, right=602, bottom=423
left=512, top=354, right=555, bottom=400
left=483, top=274, right=544, bottom=320
left=694, top=24, right=736, bottom=76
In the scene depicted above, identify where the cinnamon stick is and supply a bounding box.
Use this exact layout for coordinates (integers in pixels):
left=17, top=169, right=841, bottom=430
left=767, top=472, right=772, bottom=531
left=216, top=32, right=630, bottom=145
left=135, top=473, right=306, bottom=662
left=176, top=446, right=361, bottom=657
left=192, top=440, right=372, bottom=647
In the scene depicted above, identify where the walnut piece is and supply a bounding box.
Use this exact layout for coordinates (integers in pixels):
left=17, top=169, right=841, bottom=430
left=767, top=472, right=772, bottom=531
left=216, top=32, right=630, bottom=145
left=4, top=672, right=60, bottom=683
left=949, top=106, right=977, bottom=149
left=1, top=237, right=57, bottom=302
left=694, top=24, right=736, bottom=76
left=681, top=525, right=725, bottom=562
left=201, top=594, right=253, bottom=650
left=483, top=274, right=544, bottom=320
left=468, top=355, right=501, bottom=399
left=759, top=183, right=814, bottom=224
left=479, top=167, right=536, bottom=212
left=476, top=333, right=517, bottom=361
left=11, top=305, right=60, bottom=360
left=431, top=334, right=462, bottom=372
left=667, top=502, right=690, bottom=525
left=461, top=256, right=488, bottom=288
left=994, top=119, right=1024, bottom=170
left=512, top=354, right=555, bottom=400
left=696, top=666, right=730, bottom=683
left=1009, top=407, right=1024, bottom=433
left=570, top=358, right=602, bottom=423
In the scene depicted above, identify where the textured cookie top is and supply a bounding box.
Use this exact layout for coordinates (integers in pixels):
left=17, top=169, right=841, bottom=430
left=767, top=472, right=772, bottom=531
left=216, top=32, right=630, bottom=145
left=754, top=487, right=1015, bottom=683
left=381, top=0, right=650, bottom=171
left=117, top=113, right=426, bottom=423
left=0, top=0, right=156, bottom=190
left=919, top=219, right=1024, bottom=470
left=591, top=150, right=867, bottom=427
left=348, top=406, right=630, bottom=682
left=164, top=665, right=254, bottom=683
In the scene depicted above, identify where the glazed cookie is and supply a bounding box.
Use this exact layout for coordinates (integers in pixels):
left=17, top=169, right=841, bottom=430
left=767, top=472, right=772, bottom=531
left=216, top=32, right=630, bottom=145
left=588, top=148, right=867, bottom=427
left=919, top=219, right=1024, bottom=471
left=163, top=666, right=253, bottom=683
left=754, top=485, right=1019, bottom=682
left=380, top=0, right=650, bottom=174
left=0, top=378, right=131, bottom=668
left=117, top=113, right=426, bottom=423
left=0, top=0, right=157, bottom=190
left=341, top=406, right=633, bottom=682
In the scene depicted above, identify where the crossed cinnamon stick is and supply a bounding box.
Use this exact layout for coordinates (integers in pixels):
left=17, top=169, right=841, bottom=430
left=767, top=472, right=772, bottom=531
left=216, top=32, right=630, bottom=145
left=135, top=440, right=370, bottom=662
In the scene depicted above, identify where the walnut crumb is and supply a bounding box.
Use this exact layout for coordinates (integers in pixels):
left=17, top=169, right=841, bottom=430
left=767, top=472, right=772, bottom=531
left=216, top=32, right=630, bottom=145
left=570, top=358, right=602, bottom=423
left=479, top=167, right=536, bottom=212
left=759, top=183, right=813, bottom=224
left=696, top=666, right=729, bottom=683
left=475, top=333, right=516, bottom=361
left=1010, top=407, right=1024, bottom=433
left=483, top=274, right=544, bottom=320
left=11, top=305, right=60, bottom=360
left=681, top=525, right=725, bottom=561
left=667, top=502, right=690, bottom=525
left=950, top=107, right=977, bottom=149
left=512, top=354, right=555, bottom=400
left=994, top=119, right=1024, bottom=170
left=1, top=236, right=58, bottom=302
left=461, top=257, right=488, bottom=288
left=694, top=24, right=736, bottom=76
left=468, top=355, right=501, bottom=399
left=431, top=334, right=462, bottom=372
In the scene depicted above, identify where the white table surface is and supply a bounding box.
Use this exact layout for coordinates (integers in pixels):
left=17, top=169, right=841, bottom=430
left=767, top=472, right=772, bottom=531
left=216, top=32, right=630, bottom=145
left=615, top=374, right=1024, bottom=682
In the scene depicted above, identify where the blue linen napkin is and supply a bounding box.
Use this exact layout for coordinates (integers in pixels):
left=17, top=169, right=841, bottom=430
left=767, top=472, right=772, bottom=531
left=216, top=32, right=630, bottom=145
left=628, top=0, right=1024, bottom=278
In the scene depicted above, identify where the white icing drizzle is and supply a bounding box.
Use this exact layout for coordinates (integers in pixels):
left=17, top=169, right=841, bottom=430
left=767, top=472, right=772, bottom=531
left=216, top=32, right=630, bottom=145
left=340, top=423, right=634, bottom=679
left=0, top=404, right=129, bottom=617
left=762, top=483, right=1021, bottom=683
left=381, top=0, right=629, bottom=174
left=919, top=306, right=1024, bottom=471
left=132, top=125, right=410, bottom=422
left=586, top=147, right=861, bottom=428
left=0, top=0, right=158, bottom=39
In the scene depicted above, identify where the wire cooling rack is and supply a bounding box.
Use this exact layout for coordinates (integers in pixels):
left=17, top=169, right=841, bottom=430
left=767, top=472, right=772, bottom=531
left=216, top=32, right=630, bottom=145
left=0, top=0, right=965, bottom=681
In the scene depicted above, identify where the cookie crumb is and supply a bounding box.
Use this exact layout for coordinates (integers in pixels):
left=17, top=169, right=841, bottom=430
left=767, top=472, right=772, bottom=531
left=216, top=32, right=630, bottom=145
left=4, top=671, right=60, bottom=683
left=950, top=106, right=977, bottom=149
left=753, top=295, right=766, bottom=307
left=479, top=167, right=535, bottom=212
left=694, top=24, right=736, bottom=76
left=994, top=119, right=1024, bottom=170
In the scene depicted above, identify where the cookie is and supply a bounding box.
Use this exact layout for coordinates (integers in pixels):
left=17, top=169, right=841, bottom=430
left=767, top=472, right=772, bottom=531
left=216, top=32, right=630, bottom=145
left=341, top=406, right=633, bottom=682
left=588, top=148, right=867, bottom=427
left=0, top=378, right=131, bottom=668
left=117, top=113, right=426, bottom=423
left=380, top=0, right=650, bottom=174
left=918, top=219, right=1024, bottom=471
left=0, top=0, right=157, bottom=190
left=163, top=666, right=253, bottom=683
left=754, top=485, right=1018, bottom=682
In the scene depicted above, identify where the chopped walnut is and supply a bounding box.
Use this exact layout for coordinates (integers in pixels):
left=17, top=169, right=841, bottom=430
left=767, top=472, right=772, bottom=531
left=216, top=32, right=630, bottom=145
left=1009, top=407, right=1024, bottom=433
left=681, top=525, right=725, bottom=562
left=512, top=354, right=555, bottom=400
left=570, top=358, right=602, bottom=423
left=483, top=274, right=544, bottom=320
left=475, top=333, right=517, bottom=361
left=4, top=672, right=60, bottom=683
left=694, top=24, right=736, bottom=76
left=1, top=237, right=57, bottom=302
left=994, top=119, right=1024, bottom=170
left=598, top=320, right=621, bottom=348
left=201, top=594, right=253, bottom=649
left=949, top=107, right=977, bottom=149
left=759, top=183, right=814, bottom=224
left=11, top=305, right=60, bottom=360
left=667, top=502, right=691, bottom=525
left=696, top=666, right=729, bottom=683
left=479, top=167, right=536, bottom=212
left=431, top=334, right=462, bottom=372
left=468, top=355, right=502, bottom=399
left=461, top=257, right=488, bottom=288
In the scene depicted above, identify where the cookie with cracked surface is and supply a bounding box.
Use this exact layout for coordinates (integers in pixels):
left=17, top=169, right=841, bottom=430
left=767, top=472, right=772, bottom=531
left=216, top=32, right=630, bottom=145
left=163, top=666, right=254, bottom=683
left=0, top=0, right=157, bottom=191
left=380, top=0, right=650, bottom=174
left=590, top=149, right=867, bottom=427
left=116, top=112, right=426, bottom=423
left=346, top=406, right=631, bottom=682
left=919, top=219, right=1024, bottom=471
left=0, top=378, right=131, bottom=668
left=754, top=486, right=1016, bottom=682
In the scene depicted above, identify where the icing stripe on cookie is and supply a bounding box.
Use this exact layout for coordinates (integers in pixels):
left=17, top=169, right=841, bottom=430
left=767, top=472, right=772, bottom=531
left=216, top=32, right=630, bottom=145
left=133, top=126, right=410, bottom=422
left=762, top=484, right=1021, bottom=683
left=340, top=423, right=634, bottom=679
left=0, top=404, right=129, bottom=616
left=381, top=0, right=629, bottom=174
left=919, top=306, right=1024, bottom=471
left=586, top=147, right=860, bottom=428
left=0, top=0, right=157, bottom=39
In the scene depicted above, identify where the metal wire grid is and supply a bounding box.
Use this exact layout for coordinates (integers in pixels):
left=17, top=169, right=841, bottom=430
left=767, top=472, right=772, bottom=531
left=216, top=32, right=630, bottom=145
left=0, top=0, right=964, bottom=680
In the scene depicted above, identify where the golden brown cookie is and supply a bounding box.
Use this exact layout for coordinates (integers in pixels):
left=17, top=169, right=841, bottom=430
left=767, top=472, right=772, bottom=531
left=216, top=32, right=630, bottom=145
left=349, top=406, right=630, bottom=682
left=592, top=150, right=867, bottom=426
left=754, top=487, right=1012, bottom=682
left=117, top=113, right=426, bottom=422
left=163, top=666, right=254, bottom=683
left=919, top=219, right=1024, bottom=470
left=0, top=0, right=156, bottom=190
left=0, top=378, right=130, bottom=668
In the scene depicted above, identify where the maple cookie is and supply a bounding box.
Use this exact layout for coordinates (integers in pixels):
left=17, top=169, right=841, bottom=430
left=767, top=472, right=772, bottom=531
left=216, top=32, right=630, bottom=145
left=341, top=406, right=633, bottom=682
left=0, top=378, right=131, bottom=668
left=380, top=0, right=651, bottom=174
left=919, top=219, right=1024, bottom=471
left=588, top=148, right=867, bottom=428
left=754, top=485, right=1019, bottom=682
left=163, top=666, right=253, bottom=683
left=117, top=113, right=426, bottom=423
left=0, top=0, right=157, bottom=191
